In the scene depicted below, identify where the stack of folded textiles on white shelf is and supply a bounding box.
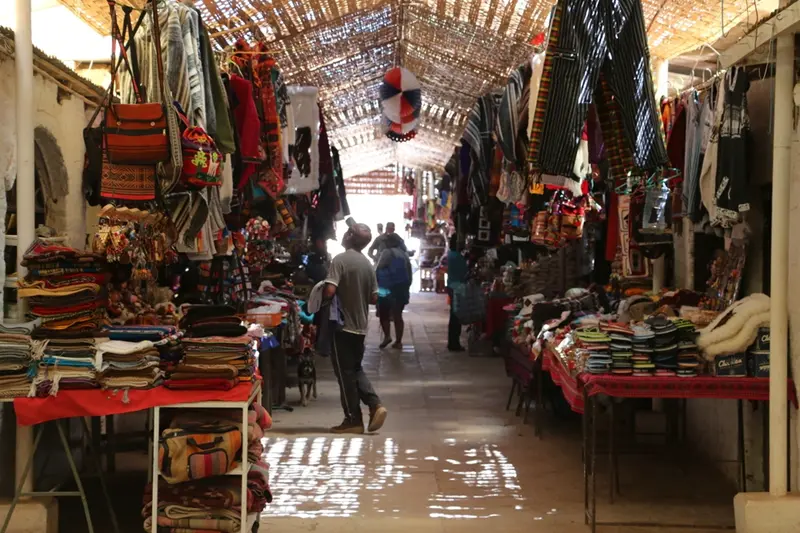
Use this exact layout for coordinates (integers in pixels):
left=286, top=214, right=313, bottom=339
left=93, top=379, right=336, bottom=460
left=143, top=401, right=273, bottom=532
left=97, top=340, right=163, bottom=390
left=0, top=320, right=39, bottom=398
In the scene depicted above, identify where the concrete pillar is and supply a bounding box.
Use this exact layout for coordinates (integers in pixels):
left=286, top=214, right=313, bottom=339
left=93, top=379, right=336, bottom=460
left=766, top=18, right=792, bottom=500
left=14, top=0, right=35, bottom=496
left=733, top=5, right=800, bottom=532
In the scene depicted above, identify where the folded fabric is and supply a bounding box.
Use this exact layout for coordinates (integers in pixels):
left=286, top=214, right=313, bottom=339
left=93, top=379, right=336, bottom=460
left=0, top=319, right=41, bottom=335
left=179, top=305, right=238, bottom=329
left=184, top=323, right=248, bottom=338
left=142, top=478, right=248, bottom=512
left=97, top=340, right=156, bottom=355
left=164, top=378, right=239, bottom=390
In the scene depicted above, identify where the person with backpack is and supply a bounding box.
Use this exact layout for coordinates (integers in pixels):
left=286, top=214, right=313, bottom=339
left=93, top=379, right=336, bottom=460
left=376, top=233, right=413, bottom=349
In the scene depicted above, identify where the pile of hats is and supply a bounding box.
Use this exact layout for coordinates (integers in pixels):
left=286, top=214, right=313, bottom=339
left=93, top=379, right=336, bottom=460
left=18, top=240, right=108, bottom=337
left=0, top=320, right=39, bottom=398
left=97, top=340, right=163, bottom=390
left=379, top=67, right=421, bottom=142
left=646, top=316, right=678, bottom=376
left=631, top=324, right=656, bottom=376
left=674, top=318, right=700, bottom=377
left=165, top=305, right=254, bottom=390
left=31, top=338, right=103, bottom=396
left=604, top=322, right=634, bottom=375
left=574, top=328, right=612, bottom=374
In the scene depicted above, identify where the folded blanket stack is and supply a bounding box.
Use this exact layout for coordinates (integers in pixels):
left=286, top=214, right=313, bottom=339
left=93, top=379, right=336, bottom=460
left=18, top=240, right=108, bottom=337
left=0, top=320, right=39, bottom=398
left=167, top=336, right=255, bottom=390
left=31, top=338, right=104, bottom=396
left=97, top=340, right=163, bottom=390
left=105, top=325, right=183, bottom=371
left=166, top=306, right=253, bottom=390
left=246, top=401, right=273, bottom=512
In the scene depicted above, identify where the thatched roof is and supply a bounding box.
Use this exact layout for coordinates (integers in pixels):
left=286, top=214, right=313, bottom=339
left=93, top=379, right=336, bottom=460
left=55, top=0, right=778, bottom=174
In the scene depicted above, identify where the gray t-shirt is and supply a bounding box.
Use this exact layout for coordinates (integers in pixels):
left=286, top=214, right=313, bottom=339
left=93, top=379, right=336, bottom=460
left=325, top=249, right=378, bottom=335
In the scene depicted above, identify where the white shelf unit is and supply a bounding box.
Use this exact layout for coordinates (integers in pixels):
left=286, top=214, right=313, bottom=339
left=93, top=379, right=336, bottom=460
left=150, top=382, right=262, bottom=533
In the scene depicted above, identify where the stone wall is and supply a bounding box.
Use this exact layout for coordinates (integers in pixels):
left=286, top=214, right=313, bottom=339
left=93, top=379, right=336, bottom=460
left=0, top=55, right=89, bottom=318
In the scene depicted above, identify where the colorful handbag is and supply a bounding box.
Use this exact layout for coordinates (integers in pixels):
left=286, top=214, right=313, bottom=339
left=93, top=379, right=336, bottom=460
left=159, top=423, right=242, bottom=484
left=175, top=106, right=222, bottom=187
left=103, top=0, right=169, bottom=165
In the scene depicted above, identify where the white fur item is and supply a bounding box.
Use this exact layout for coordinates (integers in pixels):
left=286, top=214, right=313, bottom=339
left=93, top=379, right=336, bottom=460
left=697, top=294, right=770, bottom=360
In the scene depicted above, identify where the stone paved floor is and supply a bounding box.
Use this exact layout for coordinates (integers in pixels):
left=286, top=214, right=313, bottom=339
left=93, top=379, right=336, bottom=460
left=259, top=292, right=736, bottom=533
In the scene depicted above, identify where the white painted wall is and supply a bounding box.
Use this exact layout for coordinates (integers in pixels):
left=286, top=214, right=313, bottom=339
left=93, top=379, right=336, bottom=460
left=0, top=56, right=87, bottom=248
left=0, top=55, right=89, bottom=319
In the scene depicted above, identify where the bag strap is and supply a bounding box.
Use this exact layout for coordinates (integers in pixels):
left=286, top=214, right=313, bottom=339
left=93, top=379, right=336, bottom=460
left=149, top=0, right=167, bottom=104
left=187, top=436, right=224, bottom=450
left=108, top=0, right=143, bottom=104
left=87, top=3, right=146, bottom=127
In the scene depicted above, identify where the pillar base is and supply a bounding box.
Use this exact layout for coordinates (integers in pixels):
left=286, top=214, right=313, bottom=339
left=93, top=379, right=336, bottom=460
left=0, top=498, right=58, bottom=533
left=734, top=492, right=800, bottom=532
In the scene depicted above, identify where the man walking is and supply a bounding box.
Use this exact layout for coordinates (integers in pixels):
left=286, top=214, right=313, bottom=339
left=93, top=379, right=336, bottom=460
left=369, top=222, right=405, bottom=263
left=324, top=220, right=388, bottom=434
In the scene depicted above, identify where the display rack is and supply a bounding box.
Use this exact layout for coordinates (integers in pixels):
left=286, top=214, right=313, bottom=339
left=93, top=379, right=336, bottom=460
left=150, top=382, right=262, bottom=533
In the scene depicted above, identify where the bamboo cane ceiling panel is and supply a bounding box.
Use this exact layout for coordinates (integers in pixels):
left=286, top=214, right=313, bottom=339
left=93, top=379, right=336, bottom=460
left=59, top=0, right=777, bottom=173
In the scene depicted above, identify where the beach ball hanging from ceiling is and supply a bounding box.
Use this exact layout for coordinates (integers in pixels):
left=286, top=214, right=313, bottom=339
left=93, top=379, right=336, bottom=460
left=379, top=67, right=422, bottom=123
left=381, top=115, right=419, bottom=143
left=382, top=116, right=419, bottom=135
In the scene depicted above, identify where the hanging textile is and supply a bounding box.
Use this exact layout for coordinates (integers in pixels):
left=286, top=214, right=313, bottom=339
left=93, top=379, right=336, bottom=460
left=227, top=74, right=262, bottom=190
left=699, top=81, right=726, bottom=224
left=713, top=67, right=750, bottom=228
left=526, top=52, right=545, bottom=141
left=253, top=47, right=284, bottom=198
left=496, top=62, right=532, bottom=168
left=527, top=0, right=667, bottom=181
left=285, top=86, right=320, bottom=194
left=462, top=94, right=499, bottom=205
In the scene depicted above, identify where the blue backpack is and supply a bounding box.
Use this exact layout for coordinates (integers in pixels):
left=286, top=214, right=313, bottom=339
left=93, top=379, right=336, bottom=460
left=377, top=254, right=409, bottom=289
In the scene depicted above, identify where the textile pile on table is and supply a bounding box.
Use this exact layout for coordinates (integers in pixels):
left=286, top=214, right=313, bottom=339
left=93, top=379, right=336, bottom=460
left=97, top=340, right=163, bottom=390
left=165, top=305, right=254, bottom=390
left=0, top=320, right=39, bottom=398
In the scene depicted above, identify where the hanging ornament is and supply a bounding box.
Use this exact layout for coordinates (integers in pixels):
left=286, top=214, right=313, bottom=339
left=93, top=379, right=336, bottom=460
left=386, top=130, right=417, bottom=142
left=379, top=67, right=422, bottom=123
left=381, top=116, right=419, bottom=135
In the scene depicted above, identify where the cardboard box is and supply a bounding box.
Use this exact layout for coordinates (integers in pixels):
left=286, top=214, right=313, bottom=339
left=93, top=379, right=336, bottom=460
left=714, top=353, right=747, bottom=377
left=747, top=350, right=770, bottom=378
left=754, top=327, right=770, bottom=352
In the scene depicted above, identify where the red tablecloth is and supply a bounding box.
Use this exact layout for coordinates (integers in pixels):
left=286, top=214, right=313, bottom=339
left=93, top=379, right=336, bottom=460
left=542, top=348, right=585, bottom=414
left=14, top=382, right=257, bottom=426
left=580, top=374, right=798, bottom=405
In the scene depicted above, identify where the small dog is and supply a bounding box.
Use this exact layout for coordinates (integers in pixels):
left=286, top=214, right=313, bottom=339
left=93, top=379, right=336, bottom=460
left=297, top=350, right=317, bottom=407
